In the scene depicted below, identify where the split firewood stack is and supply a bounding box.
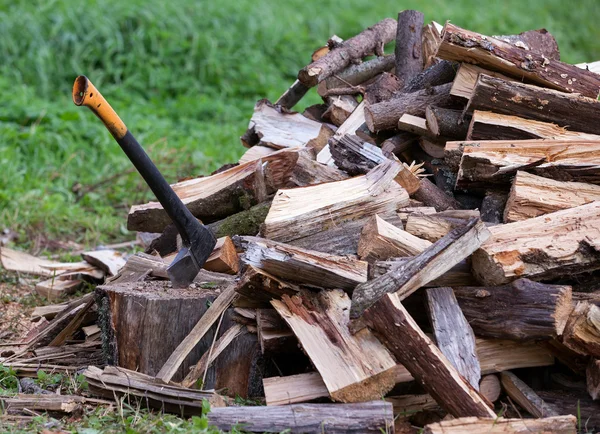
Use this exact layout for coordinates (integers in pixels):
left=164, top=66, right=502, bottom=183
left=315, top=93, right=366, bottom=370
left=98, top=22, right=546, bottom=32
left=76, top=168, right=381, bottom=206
left=4, top=10, right=600, bottom=433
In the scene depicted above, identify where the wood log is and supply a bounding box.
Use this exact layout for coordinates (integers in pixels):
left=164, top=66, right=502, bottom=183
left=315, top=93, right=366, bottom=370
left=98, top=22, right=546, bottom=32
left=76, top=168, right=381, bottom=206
left=234, top=266, right=299, bottom=304
left=562, top=301, right=600, bottom=358
left=425, top=106, right=470, bottom=140
left=261, top=160, right=409, bottom=243
left=207, top=201, right=271, bottom=239
left=362, top=71, right=403, bottom=104
left=436, top=23, right=600, bottom=98
left=84, top=366, right=225, bottom=416
left=298, top=18, right=397, bottom=87
left=0, top=247, right=90, bottom=277
left=208, top=400, right=394, bottom=433
left=426, top=287, right=481, bottom=389
left=466, top=110, right=600, bottom=142
left=316, top=100, right=366, bottom=165
left=449, top=139, right=600, bottom=188
left=403, top=59, right=458, bottom=93
left=35, top=268, right=102, bottom=299
left=413, top=178, right=462, bottom=212
left=272, top=290, right=398, bottom=402
left=405, top=210, right=480, bottom=242
left=275, top=79, right=309, bottom=110
left=241, top=99, right=325, bottom=149
left=397, top=206, right=437, bottom=224
left=423, top=415, right=576, bottom=434
left=351, top=218, right=489, bottom=320
left=466, top=74, right=600, bottom=136
left=241, top=237, right=368, bottom=291
left=329, top=134, right=386, bottom=175
left=263, top=372, right=329, bottom=406
left=479, top=375, right=501, bottom=403
left=317, top=54, right=395, bottom=95
left=500, top=371, right=559, bottom=417
left=323, top=95, right=358, bottom=126
left=362, top=292, right=496, bottom=418
left=450, top=63, right=514, bottom=100
left=587, top=359, right=600, bottom=400
left=365, top=82, right=454, bottom=132
left=494, top=28, right=560, bottom=60
left=395, top=10, right=424, bottom=84
left=256, top=308, right=297, bottom=355
left=388, top=394, right=439, bottom=420
left=504, top=171, right=600, bottom=223
left=81, top=250, right=126, bottom=277
left=397, top=114, right=438, bottom=140
left=262, top=337, right=554, bottom=406
left=536, top=390, right=599, bottom=431
left=421, top=21, right=443, bottom=69
left=454, top=279, right=572, bottom=341
left=203, top=236, right=239, bottom=274
left=480, top=191, right=507, bottom=224
left=358, top=215, right=432, bottom=261
left=1, top=394, right=109, bottom=415
left=239, top=145, right=278, bottom=164
left=471, top=201, right=600, bottom=285
left=371, top=259, right=477, bottom=287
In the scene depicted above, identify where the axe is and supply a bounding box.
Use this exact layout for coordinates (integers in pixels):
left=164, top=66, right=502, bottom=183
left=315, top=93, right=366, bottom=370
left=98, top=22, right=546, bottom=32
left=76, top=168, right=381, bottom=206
left=72, top=76, right=217, bottom=287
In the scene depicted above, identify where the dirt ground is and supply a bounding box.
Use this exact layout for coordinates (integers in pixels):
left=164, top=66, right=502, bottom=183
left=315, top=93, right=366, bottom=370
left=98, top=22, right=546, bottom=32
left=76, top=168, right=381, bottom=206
left=0, top=281, right=41, bottom=346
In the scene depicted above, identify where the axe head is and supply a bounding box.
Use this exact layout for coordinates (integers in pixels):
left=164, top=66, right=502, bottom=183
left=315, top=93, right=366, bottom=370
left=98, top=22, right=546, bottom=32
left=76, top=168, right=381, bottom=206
left=167, top=224, right=217, bottom=288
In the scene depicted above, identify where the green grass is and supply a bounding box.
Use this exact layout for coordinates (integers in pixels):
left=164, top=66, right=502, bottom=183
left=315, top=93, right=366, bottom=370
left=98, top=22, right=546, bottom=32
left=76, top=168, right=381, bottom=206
left=0, top=0, right=599, bottom=248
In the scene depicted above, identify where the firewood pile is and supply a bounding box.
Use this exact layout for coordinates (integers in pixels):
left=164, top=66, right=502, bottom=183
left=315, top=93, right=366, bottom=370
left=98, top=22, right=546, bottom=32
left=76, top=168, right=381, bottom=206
left=4, top=11, right=600, bottom=433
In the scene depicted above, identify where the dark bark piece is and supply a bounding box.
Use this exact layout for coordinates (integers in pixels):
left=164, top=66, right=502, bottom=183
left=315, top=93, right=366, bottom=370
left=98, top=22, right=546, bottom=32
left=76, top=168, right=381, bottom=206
left=362, top=292, right=496, bottom=418
left=395, top=10, right=424, bottom=84
left=329, top=134, right=385, bottom=175
left=298, top=18, right=398, bottom=87
left=275, top=80, right=309, bottom=109
left=207, top=401, right=394, bottom=433
left=371, top=259, right=477, bottom=287
left=317, top=54, right=396, bottom=95
left=453, top=279, right=573, bottom=340
left=426, top=287, right=481, bottom=389
left=493, top=28, right=560, bottom=60
left=423, top=416, right=576, bottom=434
left=381, top=132, right=418, bottom=157
left=403, top=60, right=458, bottom=93
left=500, top=371, right=559, bottom=417
left=256, top=308, right=298, bottom=355
left=208, top=201, right=272, bottom=239
left=413, top=178, right=462, bottom=212
left=587, top=359, right=600, bottom=400
left=471, top=202, right=600, bottom=286
left=425, top=106, right=470, bottom=140
left=365, top=82, right=455, bottom=132
left=234, top=266, right=300, bottom=303
left=437, top=23, right=600, bottom=98
left=350, top=218, right=490, bottom=320
left=467, top=74, right=600, bottom=136
left=84, top=366, right=225, bottom=416
left=480, top=191, right=507, bottom=224
left=536, top=390, right=599, bottom=431
left=272, top=290, right=398, bottom=403
left=363, top=72, right=403, bottom=104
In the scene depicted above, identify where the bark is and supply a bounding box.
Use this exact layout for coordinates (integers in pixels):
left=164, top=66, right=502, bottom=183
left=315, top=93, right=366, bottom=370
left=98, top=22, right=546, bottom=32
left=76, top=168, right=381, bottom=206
left=413, top=178, right=462, bottom=212
left=480, top=191, right=508, bottom=224
left=493, top=28, right=560, bottom=60
left=317, top=54, right=395, bottom=95
left=395, top=10, right=424, bottom=84
left=500, top=371, right=559, bottom=417
left=425, top=106, right=470, bottom=139
left=403, top=60, right=458, bottom=93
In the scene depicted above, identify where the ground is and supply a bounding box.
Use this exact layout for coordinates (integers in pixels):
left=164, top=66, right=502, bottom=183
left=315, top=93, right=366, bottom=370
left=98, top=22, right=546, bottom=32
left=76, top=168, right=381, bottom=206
left=1, top=0, right=600, bottom=432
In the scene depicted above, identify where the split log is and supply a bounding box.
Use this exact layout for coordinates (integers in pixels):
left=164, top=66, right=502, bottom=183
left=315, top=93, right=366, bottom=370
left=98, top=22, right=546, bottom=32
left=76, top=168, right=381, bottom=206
left=371, top=259, right=477, bottom=287
left=97, top=281, right=259, bottom=392
left=316, top=100, right=366, bottom=165
left=397, top=114, right=437, bottom=140
left=84, top=366, right=225, bottom=416
left=298, top=18, right=397, bottom=87
left=425, top=106, right=470, bottom=140
left=241, top=237, right=368, bottom=291
left=504, top=171, right=600, bottom=222
left=365, top=82, right=454, bottom=132
left=256, top=309, right=297, bottom=355
left=323, top=95, right=358, bottom=126
left=262, top=337, right=554, bottom=406
left=241, top=99, right=325, bottom=149
left=81, top=250, right=126, bottom=276
left=437, top=23, right=600, bottom=98
left=403, top=59, right=457, bottom=93
left=35, top=267, right=103, bottom=299
left=329, top=134, right=386, bottom=175
left=239, top=145, right=278, bottom=164
left=351, top=218, right=490, bottom=320
left=480, top=191, right=507, bottom=224
left=450, top=139, right=600, bottom=188
left=358, top=215, right=432, bottom=261
left=397, top=206, right=437, bottom=224
left=450, top=63, right=514, bottom=100
left=423, top=416, right=576, bottom=434
left=479, top=375, right=501, bottom=403
left=0, top=247, right=88, bottom=277
left=426, top=287, right=480, bottom=389
left=0, top=394, right=108, bottom=415
left=263, top=372, right=329, bottom=406
left=203, top=236, right=239, bottom=274
left=405, top=210, right=480, bottom=242
left=466, top=110, right=600, bottom=142
left=388, top=394, right=439, bottom=420
left=454, top=279, right=572, bottom=340
left=562, top=301, right=600, bottom=358
left=395, top=10, right=424, bottom=84
left=500, top=371, right=558, bottom=417
left=466, top=74, right=600, bottom=136
left=413, top=178, right=462, bottom=212
left=587, top=359, right=600, bottom=400
left=471, top=201, right=600, bottom=285
left=261, top=160, right=409, bottom=243
left=381, top=132, right=418, bottom=157
left=272, top=290, right=398, bottom=402
left=362, top=292, right=496, bottom=417
left=317, top=54, right=395, bottom=95
left=417, top=137, right=445, bottom=159
left=234, top=266, right=299, bottom=304
left=421, top=21, right=443, bottom=69
left=208, top=400, right=394, bottom=433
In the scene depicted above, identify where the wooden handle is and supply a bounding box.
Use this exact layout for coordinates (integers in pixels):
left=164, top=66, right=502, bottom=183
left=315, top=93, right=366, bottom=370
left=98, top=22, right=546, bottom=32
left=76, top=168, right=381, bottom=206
left=72, top=76, right=128, bottom=140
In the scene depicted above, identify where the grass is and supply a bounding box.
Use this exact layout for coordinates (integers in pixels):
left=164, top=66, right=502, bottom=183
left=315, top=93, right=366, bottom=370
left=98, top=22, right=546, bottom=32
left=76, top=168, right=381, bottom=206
left=0, top=0, right=599, bottom=248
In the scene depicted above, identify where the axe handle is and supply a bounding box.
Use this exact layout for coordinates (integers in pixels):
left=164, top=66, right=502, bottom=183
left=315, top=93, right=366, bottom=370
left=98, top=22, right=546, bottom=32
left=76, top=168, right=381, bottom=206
left=72, top=76, right=206, bottom=247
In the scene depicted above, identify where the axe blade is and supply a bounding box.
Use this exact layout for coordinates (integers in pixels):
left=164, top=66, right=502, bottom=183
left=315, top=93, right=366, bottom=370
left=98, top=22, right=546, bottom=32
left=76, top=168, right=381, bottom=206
left=167, top=246, right=201, bottom=288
